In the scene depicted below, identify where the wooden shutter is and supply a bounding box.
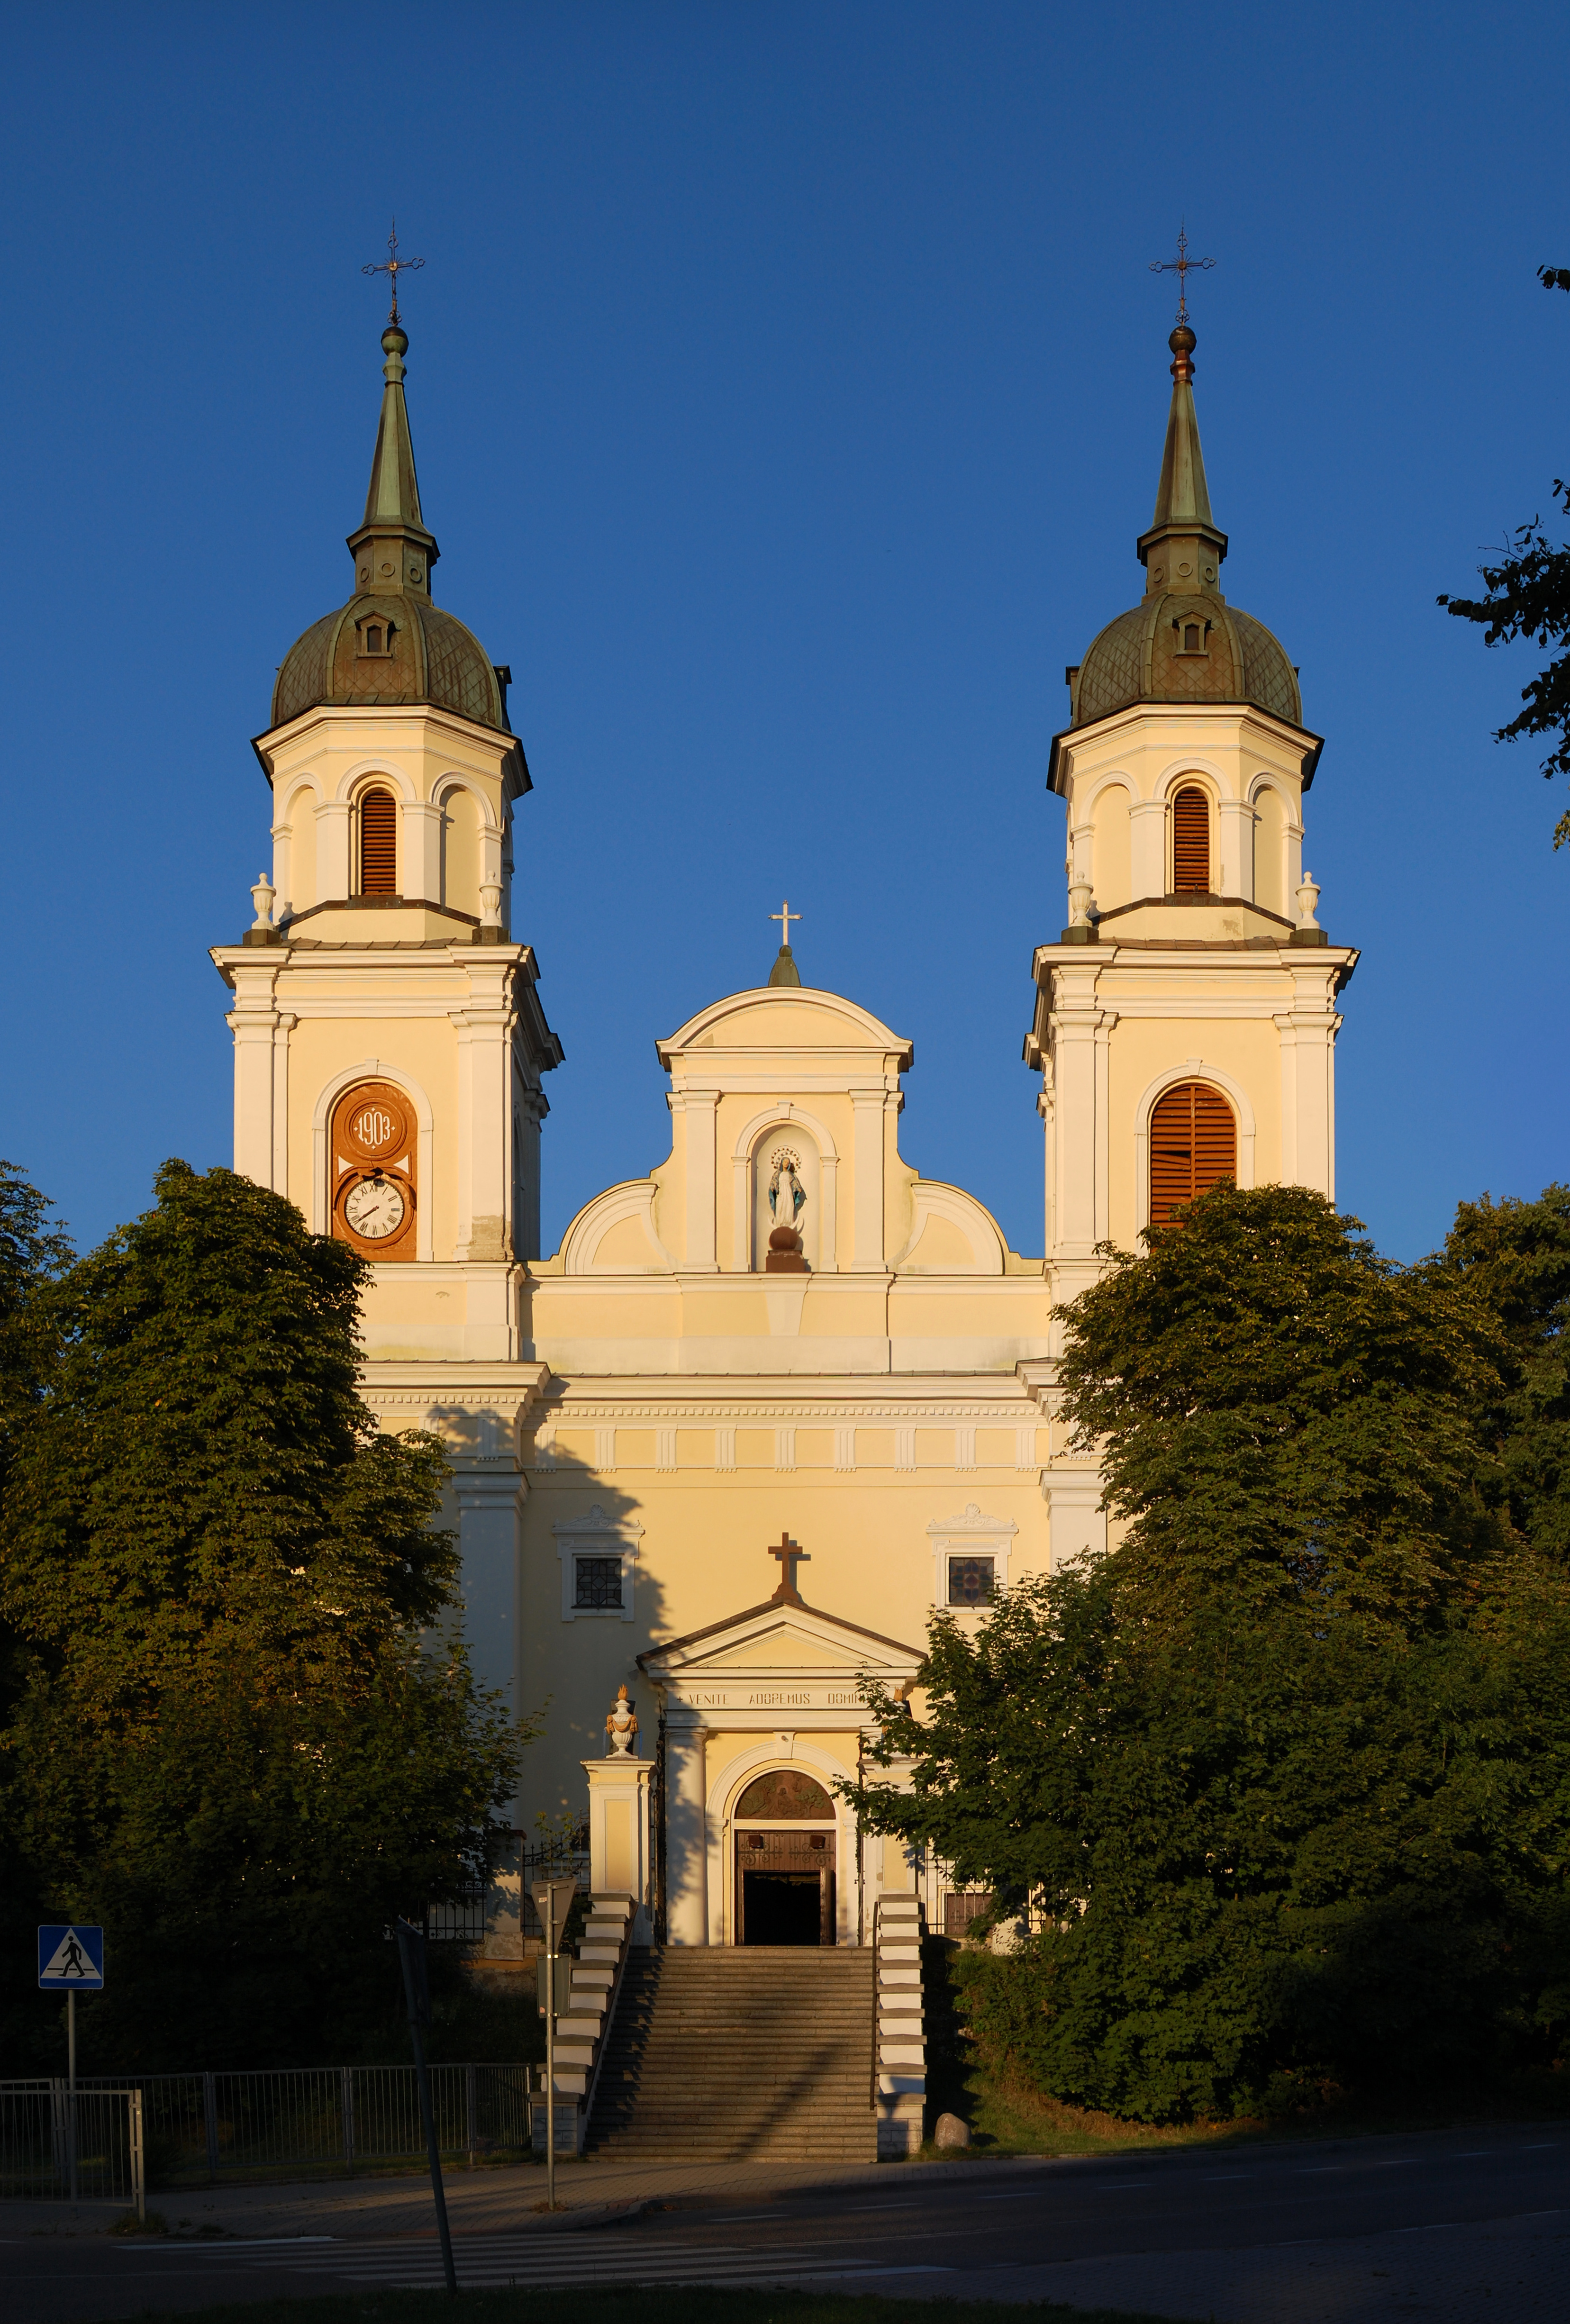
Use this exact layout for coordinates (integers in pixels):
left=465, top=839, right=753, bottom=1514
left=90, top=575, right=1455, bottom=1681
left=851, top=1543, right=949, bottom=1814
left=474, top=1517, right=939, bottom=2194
left=1171, top=785, right=1210, bottom=892
left=1149, top=1081, right=1236, bottom=1226
left=359, top=788, right=397, bottom=895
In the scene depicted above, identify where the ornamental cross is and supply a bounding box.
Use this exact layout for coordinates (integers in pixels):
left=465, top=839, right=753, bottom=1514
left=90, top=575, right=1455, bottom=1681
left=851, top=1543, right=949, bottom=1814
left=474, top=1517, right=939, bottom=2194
left=363, top=219, right=426, bottom=325
left=1149, top=223, right=1215, bottom=326
left=771, top=899, right=801, bottom=949
left=768, top=1532, right=809, bottom=1604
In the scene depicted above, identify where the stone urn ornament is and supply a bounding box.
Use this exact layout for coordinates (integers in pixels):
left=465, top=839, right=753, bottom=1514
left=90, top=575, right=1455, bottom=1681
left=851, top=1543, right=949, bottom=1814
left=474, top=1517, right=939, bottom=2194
left=605, top=1684, right=638, bottom=1757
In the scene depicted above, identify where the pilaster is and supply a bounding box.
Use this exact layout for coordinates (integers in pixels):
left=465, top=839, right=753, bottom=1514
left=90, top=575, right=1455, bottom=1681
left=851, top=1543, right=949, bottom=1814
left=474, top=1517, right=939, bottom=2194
left=664, top=1720, right=710, bottom=1945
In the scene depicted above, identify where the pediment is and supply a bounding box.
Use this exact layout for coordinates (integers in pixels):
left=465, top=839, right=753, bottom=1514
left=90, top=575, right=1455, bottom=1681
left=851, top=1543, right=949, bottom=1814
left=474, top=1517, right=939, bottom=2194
left=659, top=984, right=913, bottom=1070
left=640, top=1594, right=921, bottom=1680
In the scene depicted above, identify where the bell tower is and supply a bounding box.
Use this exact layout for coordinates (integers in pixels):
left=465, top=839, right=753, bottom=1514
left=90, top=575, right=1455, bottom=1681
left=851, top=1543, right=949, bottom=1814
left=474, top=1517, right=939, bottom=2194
left=212, top=314, right=562, bottom=1365
left=1025, top=320, right=1358, bottom=1564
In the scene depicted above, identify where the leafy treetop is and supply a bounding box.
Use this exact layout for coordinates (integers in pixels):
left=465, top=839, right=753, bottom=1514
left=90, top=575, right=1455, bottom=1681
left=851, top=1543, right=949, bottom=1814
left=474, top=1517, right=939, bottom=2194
left=1438, top=265, right=1570, bottom=845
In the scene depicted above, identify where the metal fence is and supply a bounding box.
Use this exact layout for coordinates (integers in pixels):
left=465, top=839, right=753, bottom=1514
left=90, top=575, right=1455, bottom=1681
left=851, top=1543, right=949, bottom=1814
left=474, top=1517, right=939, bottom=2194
left=519, top=1831, right=588, bottom=1943
left=2, top=2065, right=530, bottom=2193
left=1, top=2082, right=145, bottom=2214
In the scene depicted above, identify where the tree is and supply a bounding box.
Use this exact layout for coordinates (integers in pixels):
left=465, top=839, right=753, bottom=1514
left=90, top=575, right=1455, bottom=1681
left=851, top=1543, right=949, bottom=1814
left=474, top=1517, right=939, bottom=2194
left=1438, top=267, right=1570, bottom=846
left=1431, top=1184, right=1570, bottom=1559
left=853, top=1186, right=1570, bottom=2122
left=0, top=1159, right=71, bottom=1500
left=0, top=1161, right=72, bottom=2066
left=1054, top=1182, right=1509, bottom=1630
left=0, top=1162, right=525, bottom=2070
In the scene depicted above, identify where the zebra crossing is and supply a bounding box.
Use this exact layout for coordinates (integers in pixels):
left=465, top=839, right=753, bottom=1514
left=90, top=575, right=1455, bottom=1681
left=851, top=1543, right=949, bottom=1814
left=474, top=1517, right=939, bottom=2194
left=120, top=2229, right=953, bottom=2292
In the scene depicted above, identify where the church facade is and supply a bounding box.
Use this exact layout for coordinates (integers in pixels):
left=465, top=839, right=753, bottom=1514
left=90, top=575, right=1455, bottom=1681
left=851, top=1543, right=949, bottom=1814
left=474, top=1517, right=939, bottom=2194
left=213, top=307, right=1357, bottom=1954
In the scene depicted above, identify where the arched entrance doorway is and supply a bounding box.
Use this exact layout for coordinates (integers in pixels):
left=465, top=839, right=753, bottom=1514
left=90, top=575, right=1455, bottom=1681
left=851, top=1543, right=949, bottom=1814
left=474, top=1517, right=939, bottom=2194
left=733, top=1769, right=836, bottom=1945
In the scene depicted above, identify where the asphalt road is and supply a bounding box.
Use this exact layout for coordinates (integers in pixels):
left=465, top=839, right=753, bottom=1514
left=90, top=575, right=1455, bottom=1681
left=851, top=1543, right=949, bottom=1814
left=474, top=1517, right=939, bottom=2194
left=4, top=2125, right=1568, bottom=2324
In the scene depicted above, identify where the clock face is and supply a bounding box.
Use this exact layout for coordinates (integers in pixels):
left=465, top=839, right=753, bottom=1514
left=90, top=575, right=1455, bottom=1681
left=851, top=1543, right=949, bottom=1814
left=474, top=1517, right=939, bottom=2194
left=344, top=1173, right=407, bottom=1242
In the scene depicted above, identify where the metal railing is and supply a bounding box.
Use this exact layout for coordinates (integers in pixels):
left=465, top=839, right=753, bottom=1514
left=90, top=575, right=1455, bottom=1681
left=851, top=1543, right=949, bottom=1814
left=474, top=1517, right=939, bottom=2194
left=1, top=2083, right=145, bottom=2214
left=520, top=1832, right=588, bottom=1943
left=2, top=2065, right=530, bottom=2192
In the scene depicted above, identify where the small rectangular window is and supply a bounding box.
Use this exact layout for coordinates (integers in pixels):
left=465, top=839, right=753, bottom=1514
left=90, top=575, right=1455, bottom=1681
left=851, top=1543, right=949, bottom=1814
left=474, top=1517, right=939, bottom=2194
left=944, top=1889, right=995, bottom=1937
left=947, top=1554, right=995, bottom=1607
left=574, top=1556, right=624, bottom=1610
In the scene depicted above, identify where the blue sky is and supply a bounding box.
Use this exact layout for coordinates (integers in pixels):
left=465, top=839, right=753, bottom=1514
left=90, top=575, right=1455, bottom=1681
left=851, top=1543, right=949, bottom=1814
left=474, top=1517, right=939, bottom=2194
left=1, top=0, right=1567, bottom=1264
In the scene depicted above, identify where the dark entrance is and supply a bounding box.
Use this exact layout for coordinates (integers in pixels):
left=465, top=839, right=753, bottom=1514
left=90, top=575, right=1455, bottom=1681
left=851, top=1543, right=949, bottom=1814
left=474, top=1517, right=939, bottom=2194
left=733, top=1768, right=837, bottom=1946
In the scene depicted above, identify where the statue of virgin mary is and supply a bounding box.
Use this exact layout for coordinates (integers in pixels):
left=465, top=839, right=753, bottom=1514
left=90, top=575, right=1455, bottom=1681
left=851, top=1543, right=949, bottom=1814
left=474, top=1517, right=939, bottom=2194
left=769, top=1152, right=806, bottom=1238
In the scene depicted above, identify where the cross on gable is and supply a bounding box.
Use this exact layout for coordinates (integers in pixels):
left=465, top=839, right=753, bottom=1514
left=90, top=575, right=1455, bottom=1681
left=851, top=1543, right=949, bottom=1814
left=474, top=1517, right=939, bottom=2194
left=767, top=1532, right=810, bottom=1605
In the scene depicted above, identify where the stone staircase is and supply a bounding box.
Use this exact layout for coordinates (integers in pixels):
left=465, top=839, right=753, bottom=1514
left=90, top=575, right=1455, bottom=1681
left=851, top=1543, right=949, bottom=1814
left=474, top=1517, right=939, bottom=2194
left=586, top=1946, right=878, bottom=2161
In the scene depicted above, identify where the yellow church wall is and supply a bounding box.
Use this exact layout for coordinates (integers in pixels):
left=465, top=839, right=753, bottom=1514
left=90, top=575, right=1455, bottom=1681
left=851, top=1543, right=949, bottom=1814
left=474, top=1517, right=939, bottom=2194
left=515, top=1462, right=1049, bottom=1825
left=284, top=1012, right=461, bottom=1257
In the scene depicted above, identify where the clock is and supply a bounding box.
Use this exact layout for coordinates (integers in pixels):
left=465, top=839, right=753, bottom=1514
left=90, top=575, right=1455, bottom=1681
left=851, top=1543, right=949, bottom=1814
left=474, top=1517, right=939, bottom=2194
left=343, top=1173, right=407, bottom=1241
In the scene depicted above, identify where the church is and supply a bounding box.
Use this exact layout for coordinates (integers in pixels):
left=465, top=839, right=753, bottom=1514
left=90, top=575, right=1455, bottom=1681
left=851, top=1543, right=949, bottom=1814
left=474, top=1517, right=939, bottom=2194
left=213, top=293, right=1357, bottom=1971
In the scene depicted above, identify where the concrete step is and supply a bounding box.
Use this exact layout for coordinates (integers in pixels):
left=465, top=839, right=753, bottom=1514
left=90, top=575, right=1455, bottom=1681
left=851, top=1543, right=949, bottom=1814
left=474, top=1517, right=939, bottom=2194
left=586, top=1945, right=876, bottom=2163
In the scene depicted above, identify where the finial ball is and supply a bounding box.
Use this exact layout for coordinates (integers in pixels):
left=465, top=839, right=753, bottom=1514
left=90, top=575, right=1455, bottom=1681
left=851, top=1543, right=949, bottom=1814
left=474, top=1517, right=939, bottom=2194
left=382, top=325, right=409, bottom=357
left=1169, top=324, right=1196, bottom=357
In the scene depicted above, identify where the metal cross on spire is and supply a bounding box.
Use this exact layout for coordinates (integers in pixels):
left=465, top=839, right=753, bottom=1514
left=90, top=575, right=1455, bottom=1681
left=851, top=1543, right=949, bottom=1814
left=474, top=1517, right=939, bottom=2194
left=771, top=899, right=801, bottom=949
left=1149, top=223, right=1215, bottom=326
left=363, top=219, right=426, bottom=326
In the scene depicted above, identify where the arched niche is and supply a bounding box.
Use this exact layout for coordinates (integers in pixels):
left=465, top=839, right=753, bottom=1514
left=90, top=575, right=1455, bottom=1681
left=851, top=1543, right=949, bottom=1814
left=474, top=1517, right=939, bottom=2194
left=437, top=781, right=484, bottom=918
left=752, top=1124, right=822, bottom=1272
left=1090, top=778, right=1132, bottom=911
left=1252, top=781, right=1291, bottom=917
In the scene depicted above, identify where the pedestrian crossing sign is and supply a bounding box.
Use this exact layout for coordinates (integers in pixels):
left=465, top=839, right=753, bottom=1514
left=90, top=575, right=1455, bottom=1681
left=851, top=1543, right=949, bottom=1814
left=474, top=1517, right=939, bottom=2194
left=37, top=1925, right=104, bottom=1990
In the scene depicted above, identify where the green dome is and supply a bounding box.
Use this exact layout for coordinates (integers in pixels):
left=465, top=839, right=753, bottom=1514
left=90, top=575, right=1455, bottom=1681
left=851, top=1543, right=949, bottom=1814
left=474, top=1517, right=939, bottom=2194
left=272, top=592, right=508, bottom=732
left=1071, top=592, right=1300, bottom=730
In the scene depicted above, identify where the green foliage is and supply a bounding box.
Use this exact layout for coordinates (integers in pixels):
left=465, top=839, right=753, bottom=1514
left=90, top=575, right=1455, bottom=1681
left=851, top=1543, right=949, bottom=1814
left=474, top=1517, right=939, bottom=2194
left=1432, top=1185, right=1570, bottom=1558
left=1438, top=263, right=1570, bottom=846
left=0, top=1162, right=528, bottom=2070
left=0, top=1158, right=71, bottom=1501
left=1057, top=1182, right=1509, bottom=1629
left=853, top=1186, right=1570, bottom=2122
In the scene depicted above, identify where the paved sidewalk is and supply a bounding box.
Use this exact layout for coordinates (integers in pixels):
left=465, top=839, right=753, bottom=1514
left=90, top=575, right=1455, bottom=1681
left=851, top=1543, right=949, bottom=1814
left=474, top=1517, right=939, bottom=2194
left=0, top=2150, right=1040, bottom=2239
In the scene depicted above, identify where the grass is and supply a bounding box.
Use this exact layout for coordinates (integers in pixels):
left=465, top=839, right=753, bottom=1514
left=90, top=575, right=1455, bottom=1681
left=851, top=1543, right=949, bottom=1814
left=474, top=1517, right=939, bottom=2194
left=92, top=2294, right=1172, bottom=2324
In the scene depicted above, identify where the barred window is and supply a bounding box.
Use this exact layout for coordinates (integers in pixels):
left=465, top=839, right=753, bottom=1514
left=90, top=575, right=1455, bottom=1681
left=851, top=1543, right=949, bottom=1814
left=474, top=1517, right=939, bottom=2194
left=947, top=1554, right=995, bottom=1608
left=574, top=1556, right=624, bottom=1610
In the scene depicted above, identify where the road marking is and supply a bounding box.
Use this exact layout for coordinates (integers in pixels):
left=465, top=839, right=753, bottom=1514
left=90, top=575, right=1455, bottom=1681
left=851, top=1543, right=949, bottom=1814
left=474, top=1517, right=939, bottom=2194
left=1203, top=2173, right=1254, bottom=2181
left=1519, top=2143, right=1559, bottom=2150
left=122, top=2238, right=337, bottom=2251
left=1096, top=2180, right=1153, bottom=2189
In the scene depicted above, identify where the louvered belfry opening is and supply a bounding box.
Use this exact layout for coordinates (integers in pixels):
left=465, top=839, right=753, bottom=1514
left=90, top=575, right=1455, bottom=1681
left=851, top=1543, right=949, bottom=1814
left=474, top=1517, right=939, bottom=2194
left=1171, top=784, right=1211, bottom=892
left=1149, top=1081, right=1236, bottom=1227
left=359, top=787, right=397, bottom=896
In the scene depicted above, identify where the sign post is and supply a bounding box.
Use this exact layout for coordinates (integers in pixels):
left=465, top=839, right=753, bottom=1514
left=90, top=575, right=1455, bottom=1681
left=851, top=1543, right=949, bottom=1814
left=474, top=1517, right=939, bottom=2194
left=529, top=1876, right=578, bottom=2210
left=394, top=1919, right=457, bottom=2295
left=38, top=1926, right=104, bottom=2205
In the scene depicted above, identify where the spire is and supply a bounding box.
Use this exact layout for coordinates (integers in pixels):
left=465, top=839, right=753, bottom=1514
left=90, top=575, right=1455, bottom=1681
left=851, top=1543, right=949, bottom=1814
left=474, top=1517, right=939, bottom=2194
left=346, top=324, right=440, bottom=599
left=1136, top=325, right=1227, bottom=597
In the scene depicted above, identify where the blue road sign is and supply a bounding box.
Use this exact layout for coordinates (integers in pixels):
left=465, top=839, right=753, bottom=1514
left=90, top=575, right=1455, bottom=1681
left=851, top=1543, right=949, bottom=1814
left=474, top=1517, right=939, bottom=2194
left=37, top=1925, right=103, bottom=1990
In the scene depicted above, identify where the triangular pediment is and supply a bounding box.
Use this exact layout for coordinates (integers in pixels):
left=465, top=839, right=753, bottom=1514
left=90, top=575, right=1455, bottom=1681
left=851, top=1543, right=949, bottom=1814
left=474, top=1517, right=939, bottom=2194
left=639, top=1595, right=921, bottom=1681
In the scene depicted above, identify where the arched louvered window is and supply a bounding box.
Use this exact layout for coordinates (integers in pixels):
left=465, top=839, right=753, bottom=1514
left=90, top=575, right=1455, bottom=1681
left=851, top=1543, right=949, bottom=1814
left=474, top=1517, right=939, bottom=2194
left=1172, top=784, right=1210, bottom=892
left=1149, top=1080, right=1236, bottom=1227
left=359, top=788, right=397, bottom=896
